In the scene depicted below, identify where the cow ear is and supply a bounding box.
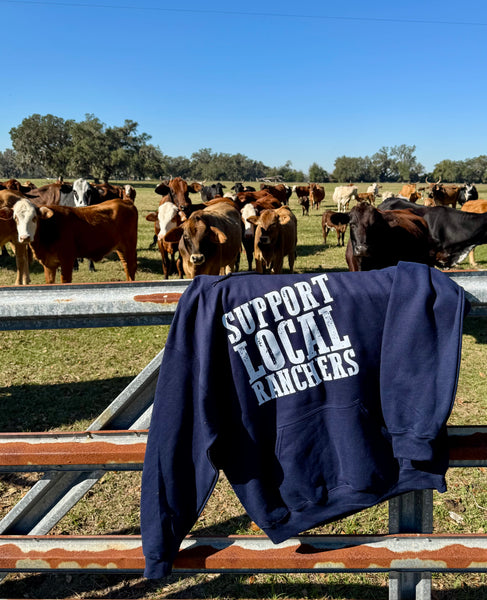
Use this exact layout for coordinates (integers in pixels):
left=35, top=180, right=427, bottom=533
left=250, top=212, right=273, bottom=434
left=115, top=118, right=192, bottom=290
left=210, top=226, right=228, bottom=244
left=189, top=182, right=202, bottom=193
left=246, top=215, right=259, bottom=225
left=0, top=206, right=13, bottom=220
left=145, top=212, right=158, bottom=222
left=39, top=206, right=54, bottom=219
left=154, top=183, right=170, bottom=196
left=163, top=226, right=183, bottom=243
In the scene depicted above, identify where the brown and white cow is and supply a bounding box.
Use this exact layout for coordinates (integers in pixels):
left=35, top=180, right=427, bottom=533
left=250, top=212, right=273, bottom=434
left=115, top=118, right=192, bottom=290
left=309, top=183, right=325, bottom=210
left=247, top=206, right=298, bottom=274
left=12, top=197, right=138, bottom=284
left=163, top=202, right=242, bottom=278
left=342, top=203, right=434, bottom=271
left=154, top=177, right=200, bottom=215
left=322, top=210, right=349, bottom=247
left=145, top=202, right=183, bottom=279
left=0, top=189, right=31, bottom=285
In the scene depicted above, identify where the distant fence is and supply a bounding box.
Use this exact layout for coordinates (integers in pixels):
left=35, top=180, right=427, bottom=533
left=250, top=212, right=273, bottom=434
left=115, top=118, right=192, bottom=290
left=0, top=272, right=486, bottom=600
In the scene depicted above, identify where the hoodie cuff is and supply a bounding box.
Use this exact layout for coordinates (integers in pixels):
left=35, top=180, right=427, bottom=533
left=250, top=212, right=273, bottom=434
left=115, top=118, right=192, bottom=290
left=144, top=557, right=173, bottom=579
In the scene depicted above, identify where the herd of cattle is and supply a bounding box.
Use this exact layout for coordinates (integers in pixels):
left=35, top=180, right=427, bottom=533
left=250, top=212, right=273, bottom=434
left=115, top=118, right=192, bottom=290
left=0, top=175, right=486, bottom=285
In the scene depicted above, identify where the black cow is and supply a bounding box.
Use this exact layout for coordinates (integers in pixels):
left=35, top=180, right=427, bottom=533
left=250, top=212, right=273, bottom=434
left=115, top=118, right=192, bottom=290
left=342, top=203, right=435, bottom=271
left=378, top=197, right=487, bottom=267
left=458, top=183, right=478, bottom=206
left=199, top=183, right=226, bottom=202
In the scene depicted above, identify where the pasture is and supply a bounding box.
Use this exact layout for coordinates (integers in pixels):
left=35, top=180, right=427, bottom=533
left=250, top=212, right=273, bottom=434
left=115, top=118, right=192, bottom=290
left=0, top=181, right=486, bottom=598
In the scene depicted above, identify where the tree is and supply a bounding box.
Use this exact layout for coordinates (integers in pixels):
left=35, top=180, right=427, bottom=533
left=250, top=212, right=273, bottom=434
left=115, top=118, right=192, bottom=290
left=308, top=163, right=329, bottom=182
left=10, top=114, right=73, bottom=177
left=0, top=149, right=22, bottom=178
left=265, top=160, right=305, bottom=182
left=391, top=144, right=424, bottom=182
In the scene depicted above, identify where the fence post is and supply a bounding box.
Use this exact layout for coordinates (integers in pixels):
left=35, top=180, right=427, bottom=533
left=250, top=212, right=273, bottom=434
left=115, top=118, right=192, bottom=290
left=388, top=490, right=433, bottom=600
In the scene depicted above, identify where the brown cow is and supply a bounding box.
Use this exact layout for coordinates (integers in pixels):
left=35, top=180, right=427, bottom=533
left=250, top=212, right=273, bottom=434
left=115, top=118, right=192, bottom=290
left=247, top=206, right=298, bottom=274
left=259, top=183, right=289, bottom=205
left=322, top=210, right=349, bottom=247
left=0, top=178, right=36, bottom=195
left=154, top=177, right=200, bottom=215
left=163, top=202, right=242, bottom=278
left=0, top=189, right=31, bottom=284
left=342, top=203, right=434, bottom=271
left=92, top=182, right=136, bottom=203
left=461, top=199, right=487, bottom=267
left=399, top=183, right=424, bottom=203
left=356, top=192, right=375, bottom=205
left=309, top=183, right=325, bottom=210
left=425, top=179, right=463, bottom=209
left=12, top=197, right=138, bottom=284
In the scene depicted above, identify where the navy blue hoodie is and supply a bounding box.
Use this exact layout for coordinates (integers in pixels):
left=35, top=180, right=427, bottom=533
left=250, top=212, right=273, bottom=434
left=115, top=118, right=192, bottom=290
left=141, top=263, right=467, bottom=579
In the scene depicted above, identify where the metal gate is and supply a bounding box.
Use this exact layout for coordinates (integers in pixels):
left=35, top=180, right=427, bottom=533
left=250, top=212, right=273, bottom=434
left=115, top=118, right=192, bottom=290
left=0, top=273, right=486, bottom=600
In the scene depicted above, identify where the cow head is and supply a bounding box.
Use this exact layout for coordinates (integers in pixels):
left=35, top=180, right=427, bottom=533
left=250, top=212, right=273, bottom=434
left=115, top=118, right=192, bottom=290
left=154, top=177, right=198, bottom=215
left=72, top=178, right=95, bottom=207
left=163, top=211, right=227, bottom=272
left=343, top=203, right=389, bottom=258
left=12, top=198, right=40, bottom=243
left=248, top=209, right=281, bottom=249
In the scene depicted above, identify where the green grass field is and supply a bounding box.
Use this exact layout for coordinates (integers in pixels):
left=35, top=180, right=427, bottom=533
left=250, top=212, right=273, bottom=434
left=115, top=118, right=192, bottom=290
left=0, top=181, right=486, bottom=598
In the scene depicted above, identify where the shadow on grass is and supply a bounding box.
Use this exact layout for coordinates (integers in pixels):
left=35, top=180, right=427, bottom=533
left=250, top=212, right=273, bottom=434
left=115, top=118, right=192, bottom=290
left=0, top=377, right=134, bottom=432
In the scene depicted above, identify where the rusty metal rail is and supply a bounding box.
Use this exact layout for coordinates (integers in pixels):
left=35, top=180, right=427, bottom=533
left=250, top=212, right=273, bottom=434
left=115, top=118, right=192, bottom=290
left=0, top=274, right=486, bottom=600
left=0, top=534, right=486, bottom=574
left=0, top=427, right=485, bottom=472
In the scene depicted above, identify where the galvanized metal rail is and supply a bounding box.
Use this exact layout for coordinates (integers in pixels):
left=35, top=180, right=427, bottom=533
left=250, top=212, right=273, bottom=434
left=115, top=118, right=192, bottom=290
left=0, top=273, right=486, bottom=600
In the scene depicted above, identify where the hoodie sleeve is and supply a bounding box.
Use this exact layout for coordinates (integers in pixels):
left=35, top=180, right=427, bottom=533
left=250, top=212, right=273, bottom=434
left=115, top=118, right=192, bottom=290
left=380, top=262, right=468, bottom=462
left=140, top=280, right=220, bottom=579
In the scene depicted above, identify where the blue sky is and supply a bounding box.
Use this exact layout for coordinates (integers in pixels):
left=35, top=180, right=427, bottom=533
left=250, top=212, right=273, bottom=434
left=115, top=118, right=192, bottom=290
left=1, top=0, right=487, bottom=174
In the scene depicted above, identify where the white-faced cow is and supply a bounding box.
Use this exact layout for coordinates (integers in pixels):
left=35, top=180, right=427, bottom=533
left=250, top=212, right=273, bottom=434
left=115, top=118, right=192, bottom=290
left=12, top=197, right=138, bottom=284
left=0, top=189, right=31, bottom=284
left=163, top=202, right=242, bottom=278
left=145, top=202, right=183, bottom=278
left=247, top=206, right=298, bottom=274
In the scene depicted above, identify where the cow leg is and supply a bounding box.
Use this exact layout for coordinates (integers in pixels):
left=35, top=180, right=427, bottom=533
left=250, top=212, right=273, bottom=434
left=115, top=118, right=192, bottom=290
left=116, top=250, right=137, bottom=281
left=60, top=262, right=74, bottom=284
left=13, top=243, right=30, bottom=285
left=468, top=249, right=478, bottom=268
left=43, top=266, right=57, bottom=284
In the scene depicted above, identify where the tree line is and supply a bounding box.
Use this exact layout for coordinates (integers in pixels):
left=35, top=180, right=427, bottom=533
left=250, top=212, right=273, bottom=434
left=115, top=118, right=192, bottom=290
left=1, top=113, right=486, bottom=183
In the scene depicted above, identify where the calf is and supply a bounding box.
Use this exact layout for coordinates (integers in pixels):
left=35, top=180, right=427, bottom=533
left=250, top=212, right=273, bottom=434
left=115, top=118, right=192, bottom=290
left=322, top=210, right=349, bottom=247
left=378, top=197, right=487, bottom=268
left=342, top=203, right=434, bottom=271
left=12, top=198, right=138, bottom=284
left=356, top=192, right=375, bottom=205
left=163, top=202, right=242, bottom=278
left=247, top=206, right=298, bottom=274
left=145, top=201, right=183, bottom=278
